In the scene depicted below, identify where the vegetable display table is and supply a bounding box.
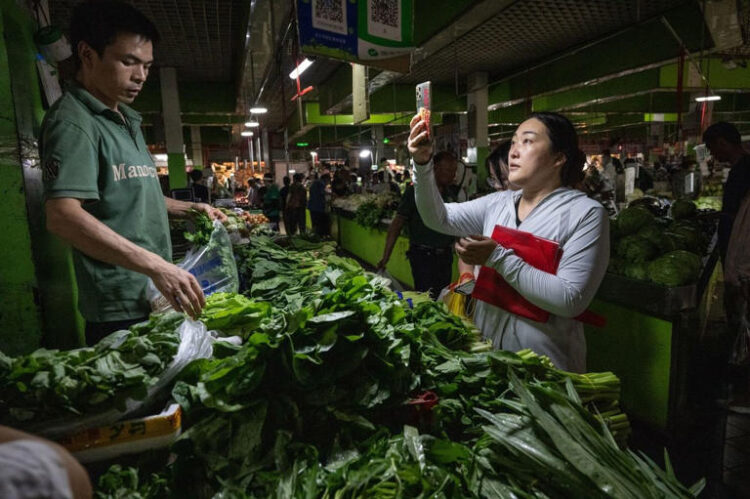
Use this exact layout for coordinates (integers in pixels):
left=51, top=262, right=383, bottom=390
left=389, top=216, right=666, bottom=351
left=584, top=248, right=720, bottom=434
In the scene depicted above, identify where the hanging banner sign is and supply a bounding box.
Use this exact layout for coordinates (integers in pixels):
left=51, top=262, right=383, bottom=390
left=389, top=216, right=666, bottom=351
left=297, top=0, right=413, bottom=73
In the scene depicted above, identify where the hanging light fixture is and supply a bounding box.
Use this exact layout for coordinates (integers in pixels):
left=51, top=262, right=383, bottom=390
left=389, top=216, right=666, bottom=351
left=241, top=131, right=254, bottom=137
left=244, top=121, right=260, bottom=127
left=695, top=95, right=721, bottom=102
left=250, top=107, right=268, bottom=114
left=289, top=58, right=313, bottom=79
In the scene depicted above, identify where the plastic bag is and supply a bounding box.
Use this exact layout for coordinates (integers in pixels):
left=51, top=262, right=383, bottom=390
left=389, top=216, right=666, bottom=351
left=438, top=273, right=476, bottom=319
left=148, top=220, right=239, bottom=312
left=376, top=268, right=405, bottom=292
left=34, top=319, right=216, bottom=439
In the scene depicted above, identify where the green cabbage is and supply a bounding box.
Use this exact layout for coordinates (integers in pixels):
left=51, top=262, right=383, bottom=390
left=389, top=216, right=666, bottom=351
left=616, top=207, right=655, bottom=235
left=617, top=235, right=659, bottom=263
left=671, top=199, right=697, bottom=220
left=648, top=250, right=702, bottom=287
left=623, top=262, right=649, bottom=281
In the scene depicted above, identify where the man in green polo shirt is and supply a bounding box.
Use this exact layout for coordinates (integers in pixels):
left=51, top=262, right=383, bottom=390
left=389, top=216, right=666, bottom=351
left=41, top=1, right=224, bottom=344
left=377, top=151, right=458, bottom=298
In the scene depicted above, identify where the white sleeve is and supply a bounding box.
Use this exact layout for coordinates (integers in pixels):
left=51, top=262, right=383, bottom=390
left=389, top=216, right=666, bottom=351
left=412, top=159, right=487, bottom=236
left=486, top=205, right=610, bottom=317
left=0, top=440, right=73, bottom=499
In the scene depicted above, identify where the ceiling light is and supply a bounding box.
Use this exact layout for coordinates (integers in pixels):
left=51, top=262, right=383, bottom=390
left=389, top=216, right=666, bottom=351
left=289, top=58, right=313, bottom=80
left=241, top=131, right=254, bottom=137
left=244, top=121, right=260, bottom=127
left=695, top=95, right=721, bottom=102
left=250, top=107, right=268, bottom=114
left=359, top=149, right=371, bottom=158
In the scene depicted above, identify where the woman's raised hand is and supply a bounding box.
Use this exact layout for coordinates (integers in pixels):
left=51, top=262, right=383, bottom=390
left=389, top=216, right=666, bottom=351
left=408, top=114, right=433, bottom=165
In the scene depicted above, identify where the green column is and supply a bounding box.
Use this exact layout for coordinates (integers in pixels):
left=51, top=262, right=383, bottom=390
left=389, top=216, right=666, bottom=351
left=1, top=0, right=84, bottom=353
left=0, top=2, right=42, bottom=354
left=168, top=153, right=187, bottom=188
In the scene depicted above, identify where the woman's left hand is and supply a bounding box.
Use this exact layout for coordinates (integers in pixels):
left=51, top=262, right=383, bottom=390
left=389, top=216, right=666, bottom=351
left=455, top=235, right=498, bottom=266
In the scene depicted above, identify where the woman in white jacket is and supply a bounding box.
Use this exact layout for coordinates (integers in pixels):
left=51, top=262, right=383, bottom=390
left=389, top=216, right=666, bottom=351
left=409, top=112, right=609, bottom=372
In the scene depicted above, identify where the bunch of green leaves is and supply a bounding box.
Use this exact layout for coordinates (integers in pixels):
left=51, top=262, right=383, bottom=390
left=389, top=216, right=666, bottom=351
left=184, top=211, right=214, bottom=247
left=95, top=465, right=170, bottom=499
left=0, top=312, right=183, bottom=425
left=477, top=370, right=705, bottom=498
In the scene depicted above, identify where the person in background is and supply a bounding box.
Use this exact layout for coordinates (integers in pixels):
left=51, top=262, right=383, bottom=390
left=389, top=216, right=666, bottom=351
left=0, top=425, right=92, bottom=499
left=331, top=168, right=350, bottom=197
left=41, top=1, right=225, bottom=344
left=409, top=112, right=609, bottom=372
left=308, top=173, right=331, bottom=236
left=377, top=151, right=458, bottom=299
left=262, top=174, right=281, bottom=231
left=600, top=149, right=618, bottom=204
left=285, top=173, right=307, bottom=235
left=246, top=178, right=260, bottom=208
left=349, top=172, right=362, bottom=194
left=189, top=169, right=209, bottom=203
left=280, top=175, right=291, bottom=233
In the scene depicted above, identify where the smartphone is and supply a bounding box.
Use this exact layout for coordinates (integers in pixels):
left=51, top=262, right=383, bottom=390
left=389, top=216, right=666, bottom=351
left=415, top=81, right=432, bottom=138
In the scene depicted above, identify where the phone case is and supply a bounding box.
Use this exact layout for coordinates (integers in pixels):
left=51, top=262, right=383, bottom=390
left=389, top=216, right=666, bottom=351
left=416, top=82, right=431, bottom=137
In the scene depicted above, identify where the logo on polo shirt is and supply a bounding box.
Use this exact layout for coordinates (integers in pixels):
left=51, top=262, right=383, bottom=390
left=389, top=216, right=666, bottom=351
left=111, top=163, right=158, bottom=182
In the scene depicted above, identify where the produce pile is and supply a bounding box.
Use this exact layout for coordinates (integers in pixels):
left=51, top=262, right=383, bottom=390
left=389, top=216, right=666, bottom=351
left=608, top=200, right=715, bottom=287
left=83, top=236, right=700, bottom=498
left=0, top=312, right=184, bottom=427
left=332, top=192, right=399, bottom=228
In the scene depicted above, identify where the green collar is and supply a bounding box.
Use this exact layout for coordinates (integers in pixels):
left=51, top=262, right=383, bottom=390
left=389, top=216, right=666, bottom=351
left=68, top=81, right=143, bottom=123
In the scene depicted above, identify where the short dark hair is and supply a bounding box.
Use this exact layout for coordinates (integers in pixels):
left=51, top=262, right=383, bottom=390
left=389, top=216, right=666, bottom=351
left=529, top=112, right=586, bottom=187
left=703, top=121, right=741, bottom=146
left=282, top=175, right=291, bottom=185
left=70, top=1, right=160, bottom=68
left=189, top=169, right=203, bottom=182
left=434, top=150, right=457, bottom=167
left=293, top=173, right=304, bottom=182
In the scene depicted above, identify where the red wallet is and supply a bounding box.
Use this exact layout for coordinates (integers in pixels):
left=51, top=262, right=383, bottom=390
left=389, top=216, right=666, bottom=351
left=471, top=225, right=605, bottom=327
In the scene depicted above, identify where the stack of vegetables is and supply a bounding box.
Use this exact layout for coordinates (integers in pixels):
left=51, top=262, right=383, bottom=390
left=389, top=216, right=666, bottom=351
left=332, top=192, right=399, bottom=228
left=0, top=312, right=184, bottom=427
left=90, top=236, right=701, bottom=497
left=608, top=200, right=713, bottom=287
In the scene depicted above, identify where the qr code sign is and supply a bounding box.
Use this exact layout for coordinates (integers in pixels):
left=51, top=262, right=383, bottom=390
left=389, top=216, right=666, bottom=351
left=312, top=0, right=347, bottom=35
left=370, top=0, right=398, bottom=28
left=314, top=0, right=344, bottom=23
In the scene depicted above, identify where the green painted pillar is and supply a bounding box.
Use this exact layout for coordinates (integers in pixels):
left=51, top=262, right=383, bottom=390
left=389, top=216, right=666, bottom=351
left=1, top=0, right=84, bottom=353
left=160, top=67, right=186, bottom=189
left=0, top=3, right=42, bottom=355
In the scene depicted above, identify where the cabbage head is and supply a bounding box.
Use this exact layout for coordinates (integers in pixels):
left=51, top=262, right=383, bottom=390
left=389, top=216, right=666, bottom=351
left=617, top=207, right=655, bottom=235
left=671, top=199, right=697, bottom=220
left=648, top=250, right=702, bottom=287
left=617, top=235, right=659, bottom=263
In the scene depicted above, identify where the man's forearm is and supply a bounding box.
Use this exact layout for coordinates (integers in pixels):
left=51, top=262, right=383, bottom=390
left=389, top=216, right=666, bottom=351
left=381, top=216, right=405, bottom=262
left=46, top=199, right=164, bottom=277
left=164, top=196, right=196, bottom=218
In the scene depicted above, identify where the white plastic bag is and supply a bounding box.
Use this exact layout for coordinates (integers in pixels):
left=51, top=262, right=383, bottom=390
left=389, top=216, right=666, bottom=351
left=376, top=268, right=405, bottom=292
left=35, top=319, right=215, bottom=439
left=148, top=220, right=239, bottom=312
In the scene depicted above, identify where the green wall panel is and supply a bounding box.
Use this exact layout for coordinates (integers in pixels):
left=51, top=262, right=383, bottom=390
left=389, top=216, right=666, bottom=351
left=585, top=299, right=673, bottom=429
left=168, top=153, right=187, bottom=189
left=659, top=59, right=750, bottom=90
left=1, top=0, right=84, bottom=352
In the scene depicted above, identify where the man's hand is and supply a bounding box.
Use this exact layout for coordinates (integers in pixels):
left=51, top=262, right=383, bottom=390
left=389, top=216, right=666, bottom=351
left=408, top=114, right=433, bottom=165
left=149, top=260, right=206, bottom=319
left=192, top=203, right=228, bottom=222
left=455, top=235, right=498, bottom=266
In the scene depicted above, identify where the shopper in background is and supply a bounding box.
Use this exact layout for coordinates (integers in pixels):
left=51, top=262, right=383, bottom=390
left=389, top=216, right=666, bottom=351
left=262, top=174, right=281, bottom=231
left=409, top=112, right=609, bottom=372
left=0, top=425, right=92, bottom=499
left=41, top=0, right=225, bottom=344
left=377, top=151, right=458, bottom=299
left=703, top=122, right=750, bottom=266
left=189, top=169, right=209, bottom=203
left=246, top=178, right=260, bottom=208
left=599, top=149, right=618, bottom=204
left=308, top=173, right=331, bottom=236
left=286, top=173, right=307, bottom=235
left=280, top=175, right=291, bottom=233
